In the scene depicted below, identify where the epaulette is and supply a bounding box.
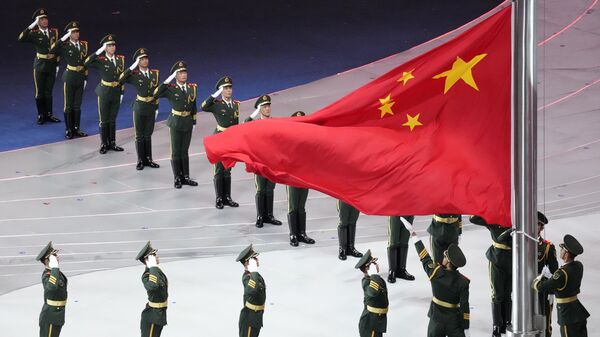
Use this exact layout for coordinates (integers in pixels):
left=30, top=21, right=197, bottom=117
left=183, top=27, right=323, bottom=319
left=542, top=239, right=552, bottom=245
left=31, top=29, right=40, bottom=33
left=51, top=28, right=58, bottom=33
left=98, top=56, right=106, bottom=61
left=234, top=100, right=241, bottom=104
left=168, top=83, right=177, bottom=87
left=45, top=271, right=51, bottom=276
left=151, top=69, right=159, bottom=73
left=188, top=83, right=197, bottom=87
left=215, top=99, right=223, bottom=103
left=81, top=41, right=88, bottom=45
left=132, top=69, right=140, bottom=75
left=117, top=54, right=125, bottom=59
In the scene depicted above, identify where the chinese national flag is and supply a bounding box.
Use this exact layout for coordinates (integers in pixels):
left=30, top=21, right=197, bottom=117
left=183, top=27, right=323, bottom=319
left=204, top=7, right=512, bottom=226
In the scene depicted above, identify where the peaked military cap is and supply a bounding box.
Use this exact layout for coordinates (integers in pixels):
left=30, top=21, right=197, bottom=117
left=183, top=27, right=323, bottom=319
left=236, top=244, right=258, bottom=262
left=100, top=34, right=116, bottom=46
left=560, top=234, right=583, bottom=256
left=445, top=243, right=466, bottom=268
left=291, top=111, right=305, bottom=117
left=215, top=76, right=233, bottom=90
left=254, top=95, right=271, bottom=109
left=33, top=8, right=48, bottom=20
left=36, top=241, right=57, bottom=261
left=355, top=249, right=376, bottom=269
left=136, top=241, right=157, bottom=262
left=64, top=21, right=79, bottom=33
left=170, top=61, right=186, bottom=74
left=537, top=211, right=548, bottom=225
left=133, top=48, right=149, bottom=61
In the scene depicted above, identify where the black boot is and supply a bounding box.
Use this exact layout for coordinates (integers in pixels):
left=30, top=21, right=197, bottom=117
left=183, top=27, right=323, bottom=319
left=502, top=300, right=512, bottom=334
left=492, top=302, right=503, bottom=337
left=396, top=246, right=415, bottom=280
left=223, top=176, right=239, bottom=207
left=347, top=225, right=363, bottom=258
left=387, top=247, right=398, bottom=283
left=263, top=192, right=282, bottom=225
left=44, top=96, right=60, bottom=123
left=99, top=126, right=109, bottom=154
left=144, top=139, right=159, bottom=168
left=255, top=194, right=265, bottom=228
left=288, top=211, right=299, bottom=247
left=36, top=98, right=45, bottom=124
left=135, top=140, right=145, bottom=170
left=214, top=177, right=224, bottom=209
left=72, top=109, right=87, bottom=137
left=338, top=226, right=348, bottom=260
left=109, top=124, right=124, bottom=151
left=171, top=160, right=182, bottom=189
left=297, top=211, right=315, bottom=244
left=64, top=112, right=73, bottom=139
left=181, top=157, right=198, bottom=186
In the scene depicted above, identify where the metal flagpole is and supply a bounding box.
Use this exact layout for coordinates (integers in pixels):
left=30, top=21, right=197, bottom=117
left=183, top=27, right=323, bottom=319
left=509, top=0, right=543, bottom=336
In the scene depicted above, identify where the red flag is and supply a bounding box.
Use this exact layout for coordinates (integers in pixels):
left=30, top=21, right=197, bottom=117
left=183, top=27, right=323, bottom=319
left=204, top=7, right=512, bottom=226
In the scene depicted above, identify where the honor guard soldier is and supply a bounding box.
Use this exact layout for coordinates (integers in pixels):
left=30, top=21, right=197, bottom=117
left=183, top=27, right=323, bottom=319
left=50, top=21, right=89, bottom=139
left=355, top=249, right=389, bottom=337
left=136, top=242, right=168, bottom=337
left=337, top=200, right=363, bottom=260
left=85, top=34, right=126, bottom=153
left=469, top=215, right=513, bottom=336
left=285, top=111, right=316, bottom=246
left=153, top=61, right=198, bottom=189
left=387, top=216, right=415, bottom=283
left=537, top=212, right=559, bottom=337
left=245, top=95, right=282, bottom=227
left=428, top=214, right=463, bottom=264
left=120, top=48, right=160, bottom=170
left=36, top=241, right=68, bottom=337
left=18, top=8, right=61, bottom=125
left=236, top=244, right=266, bottom=337
left=534, top=235, right=589, bottom=337
left=201, top=76, right=240, bottom=209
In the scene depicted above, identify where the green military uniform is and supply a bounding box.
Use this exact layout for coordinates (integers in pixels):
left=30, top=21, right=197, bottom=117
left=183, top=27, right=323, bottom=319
left=537, top=212, right=559, bottom=337
left=153, top=61, right=198, bottom=189
left=201, top=76, right=240, bottom=209
left=427, top=214, right=462, bottom=264
left=18, top=8, right=61, bottom=124
left=236, top=245, right=266, bottom=337
left=84, top=34, right=125, bottom=153
left=120, top=48, right=160, bottom=170
left=50, top=21, right=89, bottom=139
left=387, top=216, right=415, bottom=282
left=136, top=242, right=168, bottom=337
left=337, top=200, right=363, bottom=260
left=414, top=240, right=470, bottom=337
left=245, top=95, right=281, bottom=228
left=534, top=235, right=589, bottom=337
left=355, top=250, right=389, bottom=337
left=36, top=242, right=68, bottom=337
left=470, top=215, right=512, bottom=336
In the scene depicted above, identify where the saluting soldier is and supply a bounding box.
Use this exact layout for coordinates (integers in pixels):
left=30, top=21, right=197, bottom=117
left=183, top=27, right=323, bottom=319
left=469, top=215, right=513, bottom=337
left=537, top=212, right=559, bottom=337
left=36, top=241, right=68, bottom=337
left=136, top=242, right=168, bottom=337
left=427, top=214, right=463, bottom=264
left=236, top=244, right=267, bottom=337
left=387, top=216, right=415, bottom=283
left=355, top=249, right=389, bottom=337
left=18, top=8, right=61, bottom=125
left=84, top=34, right=126, bottom=154
left=50, top=21, right=89, bottom=139
left=245, top=95, right=282, bottom=228
left=337, top=200, right=363, bottom=260
left=201, top=76, right=240, bottom=209
left=533, top=234, right=589, bottom=337
left=120, top=48, right=160, bottom=170
left=153, top=61, right=198, bottom=189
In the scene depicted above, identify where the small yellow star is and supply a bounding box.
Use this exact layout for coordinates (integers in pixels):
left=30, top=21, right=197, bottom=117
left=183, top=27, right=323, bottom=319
left=397, top=70, right=415, bottom=85
left=378, top=94, right=395, bottom=118
left=402, top=113, right=423, bottom=131
left=433, top=54, right=487, bottom=94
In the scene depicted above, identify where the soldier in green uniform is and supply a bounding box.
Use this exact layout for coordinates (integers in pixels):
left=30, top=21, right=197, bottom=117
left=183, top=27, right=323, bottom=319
left=533, top=234, right=589, bottom=337
left=337, top=200, right=363, bottom=260
left=469, top=215, right=513, bottom=336
left=153, top=61, right=198, bottom=189
left=36, top=241, right=68, bottom=337
left=245, top=95, right=282, bottom=228
left=427, top=214, right=463, bottom=264
left=537, top=212, right=559, bottom=337
left=236, top=244, right=267, bottom=337
left=387, top=216, right=415, bottom=282
left=18, top=8, right=61, bottom=125
left=136, top=242, right=168, bottom=337
left=120, top=48, right=160, bottom=170
left=201, top=76, right=240, bottom=209
left=355, top=249, right=389, bottom=337
left=84, top=34, right=126, bottom=153
left=50, top=21, right=89, bottom=139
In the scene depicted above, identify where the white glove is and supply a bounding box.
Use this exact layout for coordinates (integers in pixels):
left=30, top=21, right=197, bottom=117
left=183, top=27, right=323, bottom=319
left=48, top=255, right=59, bottom=269
left=128, top=56, right=141, bottom=71
left=145, top=255, right=158, bottom=268
left=28, top=17, right=39, bottom=30
left=541, top=266, right=552, bottom=279
left=120, top=95, right=123, bottom=104
left=249, top=107, right=260, bottom=119
left=60, top=30, right=71, bottom=42
left=368, top=262, right=379, bottom=275
left=163, top=71, right=176, bottom=84
left=56, top=66, right=59, bottom=78
left=193, top=125, right=196, bottom=131
left=400, top=217, right=414, bottom=232
left=211, top=87, right=223, bottom=98
left=247, top=258, right=258, bottom=272
left=155, top=110, right=159, bottom=118
left=548, top=294, right=554, bottom=305
left=84, top=80, right=87, bottom=90
left=95, top=43, right=107, bottom=56
left=464, top=329, right=470, bottom=337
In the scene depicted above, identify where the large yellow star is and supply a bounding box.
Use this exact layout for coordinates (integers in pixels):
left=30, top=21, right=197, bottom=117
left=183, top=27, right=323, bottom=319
left=402, top=113, right=423, bottom=131
left=397, top=69, right=415, bottom=85
left=378, top=94, right=395, bottom=118
left=433, top=54, right=487, bottom=94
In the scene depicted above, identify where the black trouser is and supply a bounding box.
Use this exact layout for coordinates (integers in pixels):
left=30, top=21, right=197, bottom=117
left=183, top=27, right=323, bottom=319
left=170, top=128, right=192, bottom=178
left=359, top=329, right=383, bottom=337
left=140, top=321, right=163, bottom=337
left=63, top=82, right=84, bottom=131
left=539, top=292, right=553, bottom=337
left=133, top=104, right=156, bottom=141
left=39, top=323, right=62, bottom=337
left=33, top=68, right=56, bottom=117
left=239, top=322, right=260, bottom=337
left=255, top=174, right=275, bottom=217
left=388, top=216, right=412, bottom=273
left=560, top=321, right=587, bottom=337
left=97, top=91, right=121, bottom=144
left=338, top=200, right=360, bottom=248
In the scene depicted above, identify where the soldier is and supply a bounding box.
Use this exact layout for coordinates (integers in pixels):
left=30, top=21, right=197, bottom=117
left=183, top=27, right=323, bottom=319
left=245, top=95, right=282, bottom=228
left=537, top=211, right=559, bottom=337
left=236, top=244, right=266, bottom=337
left=387, top=216, right=415, bottom=283
left=18, top=8, right=61, bottom=125
left=36, top=241, right=68, bottom=337
left=201, top=76, right=240, bottom=209
left=469, top=215, right=513, bottom=336
left=337, top=200, right=363, bottom=260
left=427, top=214, right=463, bottom=264
left=136, top=242, right=168, bottom=337
left=84, top=34, right=125, bottom=154
left=50, top=21, right=89, bottom=139
left=153, top=61, right=198, bottom=189
left=355, top=249, right=389, bottom=337
left=533, top=235, right=589, bottom=337
left=120, top=48, right=160, bottom=170
left=286, top=110, right=316, bottom=247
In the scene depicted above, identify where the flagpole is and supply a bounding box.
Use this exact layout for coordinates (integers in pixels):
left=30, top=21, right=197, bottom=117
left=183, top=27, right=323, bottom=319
left=509, top=0, right=543, bottom=336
